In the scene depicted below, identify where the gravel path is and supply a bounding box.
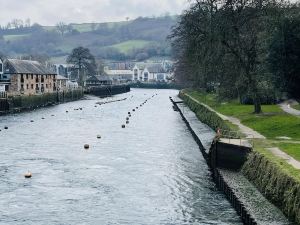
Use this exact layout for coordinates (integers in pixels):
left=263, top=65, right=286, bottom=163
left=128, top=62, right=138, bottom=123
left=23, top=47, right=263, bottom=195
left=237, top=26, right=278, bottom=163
left=279, top=100, right=300, bottom=116
left=186, top=94, right=266, bottom=139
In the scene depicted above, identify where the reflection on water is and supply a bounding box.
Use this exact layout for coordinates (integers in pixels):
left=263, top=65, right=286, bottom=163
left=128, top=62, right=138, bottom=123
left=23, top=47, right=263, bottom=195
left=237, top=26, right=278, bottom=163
left=0, top=89, right=241, bottom=225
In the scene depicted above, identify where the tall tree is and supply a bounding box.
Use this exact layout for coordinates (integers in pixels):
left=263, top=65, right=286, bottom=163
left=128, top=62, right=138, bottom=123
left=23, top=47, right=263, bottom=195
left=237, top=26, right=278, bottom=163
left=56, top=22, right=68, bottom=36
left=67, top=47, right=96, bottom=86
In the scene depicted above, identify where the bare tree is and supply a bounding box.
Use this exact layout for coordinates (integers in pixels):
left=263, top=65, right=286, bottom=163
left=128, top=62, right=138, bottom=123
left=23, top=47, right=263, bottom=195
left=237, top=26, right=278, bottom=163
left=56, top=22, right=68, bottom=36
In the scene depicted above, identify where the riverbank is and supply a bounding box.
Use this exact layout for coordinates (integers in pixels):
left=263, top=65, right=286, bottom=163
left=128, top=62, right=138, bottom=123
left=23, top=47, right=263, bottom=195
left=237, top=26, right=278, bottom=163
left=130, top=82, right=181, bottom=89
left=179, top=90, right=300, bottom=224
left=0, top=89, right=84, bottom=115
left=85, top=84, right=130, bottom=97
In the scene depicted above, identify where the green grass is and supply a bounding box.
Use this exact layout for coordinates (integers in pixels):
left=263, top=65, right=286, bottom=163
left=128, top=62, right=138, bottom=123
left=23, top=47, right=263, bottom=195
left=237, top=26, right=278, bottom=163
left=3, top=34, right=30, bottom=41
left=276, top=143, right=300, bottom=161
left=187, top=90, right=300, bottom=141
left=254, top=139, right=300, bottom=181
left=291, top=104, right=300, bottom=110
left=110, top=40, right=153, bottom=54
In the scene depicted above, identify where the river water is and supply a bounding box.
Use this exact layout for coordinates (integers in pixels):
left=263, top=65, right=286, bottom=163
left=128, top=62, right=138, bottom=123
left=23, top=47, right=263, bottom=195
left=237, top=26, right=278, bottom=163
left=0, top=89, right=241, bottom=225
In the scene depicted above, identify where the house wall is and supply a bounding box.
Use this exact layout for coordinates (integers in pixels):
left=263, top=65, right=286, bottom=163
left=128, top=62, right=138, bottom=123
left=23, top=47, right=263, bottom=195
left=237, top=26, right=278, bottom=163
left=9, top=74, right=56, bottom=96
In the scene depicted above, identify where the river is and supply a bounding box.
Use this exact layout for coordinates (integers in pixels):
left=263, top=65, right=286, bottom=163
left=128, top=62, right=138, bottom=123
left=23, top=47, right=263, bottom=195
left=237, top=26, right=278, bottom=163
left=0, top=88, right=242, bottom=225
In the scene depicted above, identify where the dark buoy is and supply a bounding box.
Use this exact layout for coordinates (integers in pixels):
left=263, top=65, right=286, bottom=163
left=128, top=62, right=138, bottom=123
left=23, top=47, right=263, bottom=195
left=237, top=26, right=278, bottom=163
left=51, top=115, right=55, bottom=117
left=132, top=109, right=135, bottom=112
left=122, top=124, right=126, bottom=128
left=128, top=112, right=131, bottom=115
left=24, top=172, right=32, bottom=178
left=126, top=117, right=129, bottom=121
left=4, top=126, right=8, bottom=129
left=80, top=108, right=83, bottom=110
left=129, top=114, right=131, bottom=117
left=30, top=120, right=34, bottom=122
left=126, top=121, right=129, bottom=124
left=42, top=117, right=45, bottom=120
left=97, top=135, right=101, bottom=139
left=84, top=144, right=90, bottom=149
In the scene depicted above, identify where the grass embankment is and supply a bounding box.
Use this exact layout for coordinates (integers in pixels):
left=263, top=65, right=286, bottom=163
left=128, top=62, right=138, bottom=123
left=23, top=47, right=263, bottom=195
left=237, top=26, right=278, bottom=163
left=182, top=90, right=300, bottom=223
left=187, top=90, right=300, bottom=160
left=291, top=103, right=300, bottom=110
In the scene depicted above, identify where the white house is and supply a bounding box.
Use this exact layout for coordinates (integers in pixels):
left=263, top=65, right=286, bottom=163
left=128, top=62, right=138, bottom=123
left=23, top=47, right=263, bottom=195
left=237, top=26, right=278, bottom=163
left=132, top=63, right=172, bottom=82
left=104, top=68, right=133, bottom=83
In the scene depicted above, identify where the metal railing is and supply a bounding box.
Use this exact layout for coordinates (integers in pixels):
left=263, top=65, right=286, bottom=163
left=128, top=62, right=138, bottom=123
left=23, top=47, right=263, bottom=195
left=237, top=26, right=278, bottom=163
left=218, top=129, right=254, bottom=147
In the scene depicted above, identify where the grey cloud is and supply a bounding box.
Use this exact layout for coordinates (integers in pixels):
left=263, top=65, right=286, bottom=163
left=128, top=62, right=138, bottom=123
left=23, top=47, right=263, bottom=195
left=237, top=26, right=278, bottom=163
left=0, top=0, right=189, bottom=26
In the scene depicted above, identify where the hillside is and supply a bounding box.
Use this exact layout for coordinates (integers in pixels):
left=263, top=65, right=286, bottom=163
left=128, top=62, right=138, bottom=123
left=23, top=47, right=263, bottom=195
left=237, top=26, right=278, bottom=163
left=0, top=16, right=177, bottom=62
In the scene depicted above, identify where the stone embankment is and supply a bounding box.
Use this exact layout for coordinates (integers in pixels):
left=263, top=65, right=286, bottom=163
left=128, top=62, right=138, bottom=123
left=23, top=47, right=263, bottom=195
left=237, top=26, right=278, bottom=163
left=0, top=89, right=84, bottom=115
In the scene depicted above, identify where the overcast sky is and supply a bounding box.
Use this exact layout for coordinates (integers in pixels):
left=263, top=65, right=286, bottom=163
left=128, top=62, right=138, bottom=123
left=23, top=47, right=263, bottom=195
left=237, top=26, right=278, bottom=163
left=0, top=0, right=190, bottom=26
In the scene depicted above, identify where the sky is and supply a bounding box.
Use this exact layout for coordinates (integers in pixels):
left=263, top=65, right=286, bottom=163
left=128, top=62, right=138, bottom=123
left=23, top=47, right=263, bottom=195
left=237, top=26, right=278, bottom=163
left=0, top=0, right=190, bottom=26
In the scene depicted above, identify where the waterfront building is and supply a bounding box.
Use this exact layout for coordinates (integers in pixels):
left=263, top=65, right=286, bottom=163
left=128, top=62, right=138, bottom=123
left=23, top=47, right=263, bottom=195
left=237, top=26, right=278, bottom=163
left=0, top=58, right=57, bottom=96
left=52, top=64, right=74, bottom=79
left=132, top=62, right=172, bottom=82
left=104, top=68, right=133, bottom=83
left=56, top=75, right=69, bottom=91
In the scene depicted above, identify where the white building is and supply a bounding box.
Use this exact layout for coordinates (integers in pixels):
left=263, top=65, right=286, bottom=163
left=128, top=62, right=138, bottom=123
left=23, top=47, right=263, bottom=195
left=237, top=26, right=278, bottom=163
left=104, top=68, right=133, bottom=83
left=132, top=63, right=172, bottom=82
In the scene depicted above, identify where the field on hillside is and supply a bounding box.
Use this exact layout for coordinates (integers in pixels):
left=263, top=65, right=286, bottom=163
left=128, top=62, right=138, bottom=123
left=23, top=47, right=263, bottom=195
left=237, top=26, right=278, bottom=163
left=0, top=16, right=176, bottom=61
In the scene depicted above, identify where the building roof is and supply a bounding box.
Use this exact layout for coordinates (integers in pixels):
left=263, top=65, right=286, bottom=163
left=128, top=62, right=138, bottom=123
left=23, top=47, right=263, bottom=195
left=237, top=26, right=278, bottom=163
left=5, top=59, right=56, bottom=75
left=86, top=75, right=113, bottom=82
left=135, top=63, right=166, bottom=73
left=56, top=75, right=69, bottom=80
left=105, top=70, right=132, bottom=76
left=147, top=64, right=166, bottom=73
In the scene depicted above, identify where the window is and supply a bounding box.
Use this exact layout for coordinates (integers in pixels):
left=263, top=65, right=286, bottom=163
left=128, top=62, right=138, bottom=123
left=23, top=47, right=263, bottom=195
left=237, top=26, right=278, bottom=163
left=0, top=63, right=2, bottom=73
left=31, top=74, right=33, bottom=79
left=26, top=74, right=28, bottom=79
left=31, top=84, right=34, bottom=89
left=144, top=72, right=148, bottom=81
left=21, top=74, right=24, bottom=83
left=41, top=75, right=44, bottom=83
left=20, top=84, right=24, bottom=91
left=26, top=84, right=29, bottom=89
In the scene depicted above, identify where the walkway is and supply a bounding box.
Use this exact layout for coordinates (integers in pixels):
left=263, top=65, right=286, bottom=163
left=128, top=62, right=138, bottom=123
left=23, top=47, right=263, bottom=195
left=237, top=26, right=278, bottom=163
left=186, top=94, right=265, bottom=139
left=185, top=93, right=300, bottom=170
left=279, top=100, right=300, bottom=116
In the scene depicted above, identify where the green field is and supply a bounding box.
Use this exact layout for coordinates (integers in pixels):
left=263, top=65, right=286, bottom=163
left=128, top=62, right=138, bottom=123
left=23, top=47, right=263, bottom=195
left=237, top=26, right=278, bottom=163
left=110, top=40, right=153, bottom=54
left=187, top=90, right=300, bottom=141
left=3, top=34, right=30, bottom=41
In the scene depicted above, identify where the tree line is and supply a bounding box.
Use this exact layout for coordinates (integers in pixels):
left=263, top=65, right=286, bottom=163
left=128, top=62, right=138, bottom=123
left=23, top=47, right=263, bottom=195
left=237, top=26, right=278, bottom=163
left=169, top=0, right=300, bottom=113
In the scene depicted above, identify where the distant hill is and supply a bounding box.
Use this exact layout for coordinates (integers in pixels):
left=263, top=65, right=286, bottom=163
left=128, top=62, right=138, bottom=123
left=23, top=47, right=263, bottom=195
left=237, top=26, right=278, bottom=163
left=0, top=16, right=177, bottom=62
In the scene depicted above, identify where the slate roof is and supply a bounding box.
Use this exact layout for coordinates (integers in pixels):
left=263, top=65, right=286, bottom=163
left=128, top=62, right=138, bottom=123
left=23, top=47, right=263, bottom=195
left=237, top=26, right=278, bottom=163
left=135, top=63, right=166, bottom=73
left=56, top=75, right=69, bottom=80
left=86, top=75, right=112, bottom=82
left=4, top=59, right=56, bottom=75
